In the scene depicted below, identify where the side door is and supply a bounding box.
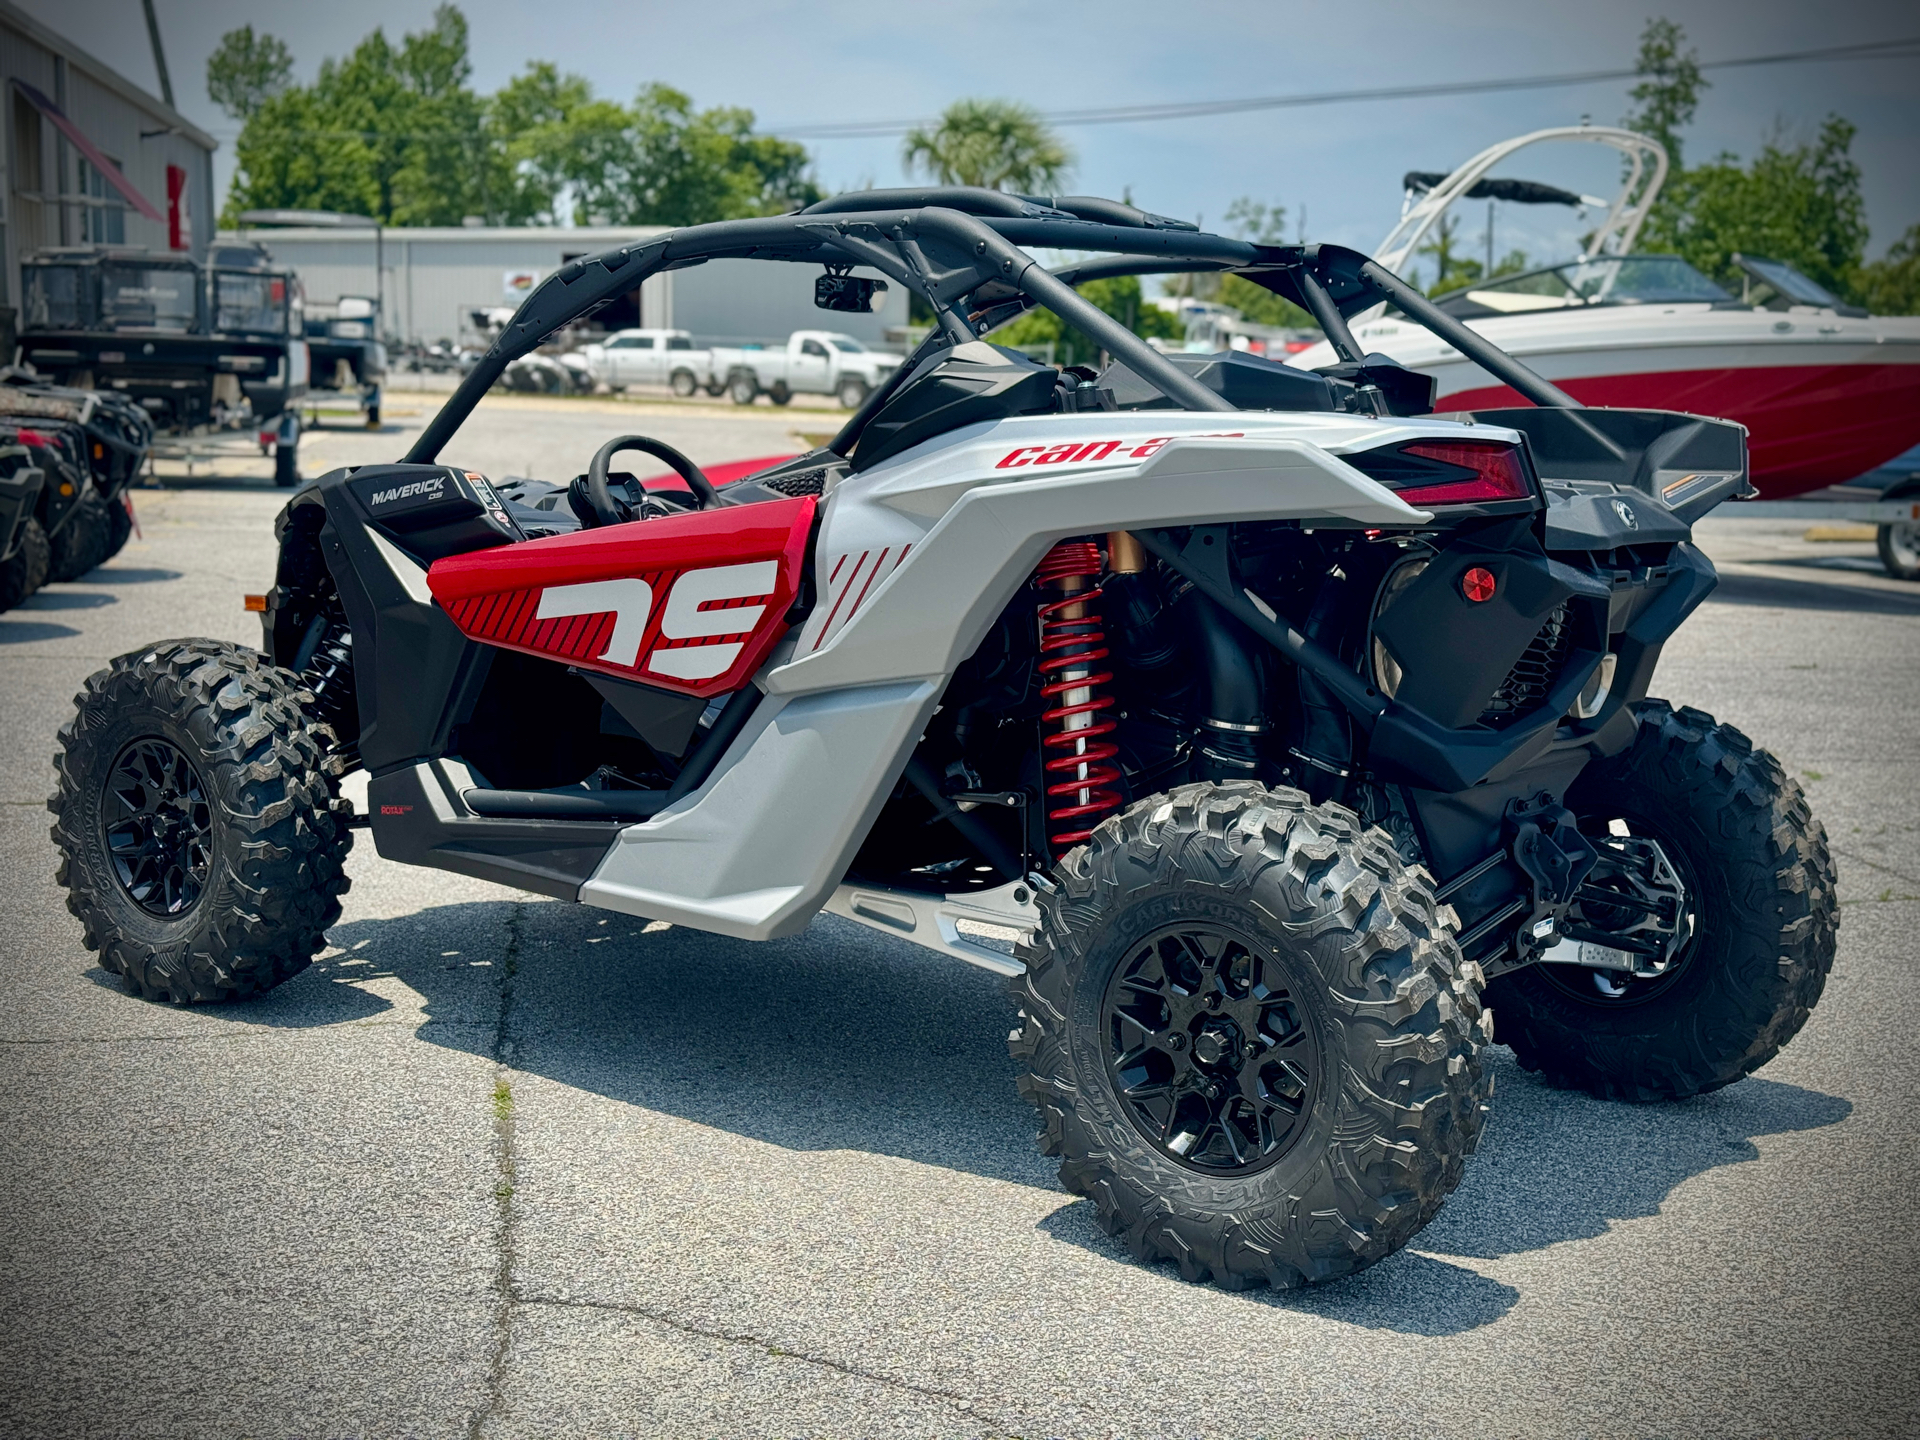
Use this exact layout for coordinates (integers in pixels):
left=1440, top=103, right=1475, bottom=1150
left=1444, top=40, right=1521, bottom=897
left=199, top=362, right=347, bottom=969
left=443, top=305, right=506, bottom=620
left=792, top=337, right=831, bottom=393
left=625, top=334, right=659, bottom=386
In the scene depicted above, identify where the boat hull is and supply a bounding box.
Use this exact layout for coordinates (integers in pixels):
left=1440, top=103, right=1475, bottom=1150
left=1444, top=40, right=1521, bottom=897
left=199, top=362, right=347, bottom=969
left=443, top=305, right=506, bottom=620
left=1437, top=361, right=1920, bottom=496
left=1294, top=308, right=1920, bottom=499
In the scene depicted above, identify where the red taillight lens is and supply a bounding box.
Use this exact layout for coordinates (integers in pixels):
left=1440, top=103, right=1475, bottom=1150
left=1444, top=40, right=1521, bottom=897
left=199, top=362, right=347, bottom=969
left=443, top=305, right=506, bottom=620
left=1394, top=441, right=1532, bottom=506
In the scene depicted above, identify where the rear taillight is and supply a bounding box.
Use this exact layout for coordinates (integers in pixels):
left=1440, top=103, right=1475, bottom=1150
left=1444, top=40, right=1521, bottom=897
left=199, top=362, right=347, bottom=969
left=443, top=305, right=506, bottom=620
left=1348, top=439, right=1535, bottom=507
left=1394, top=441, right=1531, bottom=505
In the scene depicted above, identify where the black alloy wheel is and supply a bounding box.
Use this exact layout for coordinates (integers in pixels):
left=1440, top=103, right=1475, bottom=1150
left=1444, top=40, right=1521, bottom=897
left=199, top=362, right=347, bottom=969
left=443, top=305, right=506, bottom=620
left=102, top=737, right=213, bottom=917
left=1538, top=815, right=1701, bottom=1008
left=1102, top=925, right=1321, bottom=1174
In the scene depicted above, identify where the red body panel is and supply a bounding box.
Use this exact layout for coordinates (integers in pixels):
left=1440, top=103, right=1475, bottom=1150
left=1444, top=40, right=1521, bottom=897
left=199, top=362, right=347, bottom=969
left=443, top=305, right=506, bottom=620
left=427, top=496, right=815, bottom=698
left=1437, top=363, right=1920, bottom=499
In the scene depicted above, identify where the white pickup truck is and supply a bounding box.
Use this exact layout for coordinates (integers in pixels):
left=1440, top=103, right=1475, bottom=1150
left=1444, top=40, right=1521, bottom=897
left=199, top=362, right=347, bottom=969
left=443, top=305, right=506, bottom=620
left=710, top=330, right=901, bottom=408
left=582, top=328, right=718, bottom=397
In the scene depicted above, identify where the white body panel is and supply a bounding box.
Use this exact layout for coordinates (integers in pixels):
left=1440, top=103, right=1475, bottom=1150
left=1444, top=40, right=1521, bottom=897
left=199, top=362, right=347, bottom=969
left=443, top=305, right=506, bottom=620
left=1289, top=304, right=1920, bottom=399
left=577, top=406, right=1494, bottom=943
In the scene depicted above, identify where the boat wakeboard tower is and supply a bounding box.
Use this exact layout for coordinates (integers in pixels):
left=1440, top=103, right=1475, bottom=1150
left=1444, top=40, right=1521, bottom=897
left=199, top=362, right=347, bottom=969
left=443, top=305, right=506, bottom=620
left=49, top=189, right=1836, bottom=1291
left=1295, top=126, right=1920, bottom=496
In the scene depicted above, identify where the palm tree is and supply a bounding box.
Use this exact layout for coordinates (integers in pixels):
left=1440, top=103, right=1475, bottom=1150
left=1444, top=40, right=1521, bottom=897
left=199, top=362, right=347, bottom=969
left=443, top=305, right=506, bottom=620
left=901, top=99, right=1073, bottom=193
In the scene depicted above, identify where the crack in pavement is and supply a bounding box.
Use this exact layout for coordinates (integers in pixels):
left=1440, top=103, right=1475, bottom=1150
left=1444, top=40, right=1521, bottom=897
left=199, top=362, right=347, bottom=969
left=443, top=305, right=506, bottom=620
left=451, top=904, right=1003, bottom=1435
left=467, top=902, right=524, bottom=1440
left=1829, top=845, right=1920, bottom=888
left=509, top=1292, right=1004, bottom=1425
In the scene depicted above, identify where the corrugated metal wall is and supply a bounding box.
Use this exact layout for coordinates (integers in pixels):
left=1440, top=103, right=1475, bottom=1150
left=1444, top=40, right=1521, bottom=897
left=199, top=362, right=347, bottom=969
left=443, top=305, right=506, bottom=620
left=226, top=227, right=910, bottom=349
left=0, top=5, right=216, bottom=311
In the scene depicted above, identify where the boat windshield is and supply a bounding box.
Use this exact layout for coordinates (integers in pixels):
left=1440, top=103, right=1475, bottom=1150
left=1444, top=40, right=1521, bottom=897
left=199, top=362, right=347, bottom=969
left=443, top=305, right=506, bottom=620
left=1461, top=255, right=1733, bottom=312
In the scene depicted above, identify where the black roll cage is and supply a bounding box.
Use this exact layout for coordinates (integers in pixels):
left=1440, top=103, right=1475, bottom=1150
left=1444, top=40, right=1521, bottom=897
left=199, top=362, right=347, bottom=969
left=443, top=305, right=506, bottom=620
left=404, top=187, right=1580, bottom=467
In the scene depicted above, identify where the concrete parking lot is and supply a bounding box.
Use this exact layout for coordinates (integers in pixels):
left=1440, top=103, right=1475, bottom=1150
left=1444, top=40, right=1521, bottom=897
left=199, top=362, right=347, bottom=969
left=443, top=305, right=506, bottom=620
left=2, top=399, right=1917, bottom=1438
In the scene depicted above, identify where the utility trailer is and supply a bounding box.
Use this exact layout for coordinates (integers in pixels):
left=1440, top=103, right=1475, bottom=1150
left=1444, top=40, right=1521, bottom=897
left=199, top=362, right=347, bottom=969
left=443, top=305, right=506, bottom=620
left=16, top=245, right=310, bottom=486
left=1720, top=489, right=1920, bottom=581
left=304, top=295, right=387, bottom=429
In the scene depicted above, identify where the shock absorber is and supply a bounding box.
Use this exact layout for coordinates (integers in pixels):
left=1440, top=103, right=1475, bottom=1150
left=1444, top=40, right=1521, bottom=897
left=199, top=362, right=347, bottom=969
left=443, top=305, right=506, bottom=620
left=1035, top=539, right=1122, bottom=850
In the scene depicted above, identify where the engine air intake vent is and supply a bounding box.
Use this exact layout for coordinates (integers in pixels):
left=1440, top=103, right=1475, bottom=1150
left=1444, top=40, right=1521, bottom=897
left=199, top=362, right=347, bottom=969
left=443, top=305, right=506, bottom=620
left=1479, top=603, right=1571, bottom=727
left=761, top=467, right=830, bottom=497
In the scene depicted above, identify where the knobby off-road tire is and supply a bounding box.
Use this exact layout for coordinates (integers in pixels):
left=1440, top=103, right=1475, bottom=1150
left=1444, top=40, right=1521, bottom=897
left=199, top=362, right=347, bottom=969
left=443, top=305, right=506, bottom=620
left=50, top=639, right=354, bottom=1003
left=45, top=492, right=112, bottom=583
left=1490, top=699, right=1838, bottom=1101
left=0, top=516, right=50, bottom=610
left=101, top=493, right=133, bottom=564
left=1010, top=782, right=1491, bottom=1290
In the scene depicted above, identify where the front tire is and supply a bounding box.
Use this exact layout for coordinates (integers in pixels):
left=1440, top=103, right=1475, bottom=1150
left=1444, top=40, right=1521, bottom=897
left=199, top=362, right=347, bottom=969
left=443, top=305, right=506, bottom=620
left=0, top=516, right=50, bottom=610
left=1011, top=782, right=1490, bottom=1289
left=50, top=640, right=354, bottom=1004
left=1489, top=700, right=1837, bottom=1101
left=836, top=377, right=869, bottom=410
left=46, top=492, right=111, bottom=583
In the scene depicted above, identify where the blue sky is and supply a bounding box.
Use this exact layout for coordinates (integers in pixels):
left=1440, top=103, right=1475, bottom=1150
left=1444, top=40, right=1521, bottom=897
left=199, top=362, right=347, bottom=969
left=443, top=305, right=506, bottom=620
left=21, top=0, right=1920, bottom=263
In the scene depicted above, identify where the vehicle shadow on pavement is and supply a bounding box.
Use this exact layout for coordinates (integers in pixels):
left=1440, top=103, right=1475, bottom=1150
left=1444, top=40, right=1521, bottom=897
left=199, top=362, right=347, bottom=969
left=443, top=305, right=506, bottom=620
left=244, top=898, right=1852, bottom=1336
left=1706, top=570, right=1920, bottom=615
left=0, top=619, right=81, bottom=643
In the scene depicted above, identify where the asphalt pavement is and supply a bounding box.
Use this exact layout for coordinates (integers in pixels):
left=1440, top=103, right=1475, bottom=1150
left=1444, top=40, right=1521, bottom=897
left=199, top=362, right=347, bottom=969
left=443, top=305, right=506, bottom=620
left=2, top=400, right=1917, bottom=1439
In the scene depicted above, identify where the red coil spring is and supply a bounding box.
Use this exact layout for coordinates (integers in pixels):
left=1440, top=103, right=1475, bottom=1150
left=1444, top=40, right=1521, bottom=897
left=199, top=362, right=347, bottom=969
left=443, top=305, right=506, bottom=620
left=1036, top=540, right=1122, bottom=849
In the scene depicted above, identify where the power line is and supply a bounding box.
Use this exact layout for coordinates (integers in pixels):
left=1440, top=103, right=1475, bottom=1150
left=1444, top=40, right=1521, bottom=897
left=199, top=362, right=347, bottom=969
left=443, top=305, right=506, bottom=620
left=773, top=35, right=1920, bottom=139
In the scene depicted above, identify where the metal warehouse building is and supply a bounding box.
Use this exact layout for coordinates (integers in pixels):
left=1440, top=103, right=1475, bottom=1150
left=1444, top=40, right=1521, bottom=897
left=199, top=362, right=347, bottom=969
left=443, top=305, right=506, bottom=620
left=220, top=224, right=911, bottom=350
left=0, top=0, right=217, bottom=316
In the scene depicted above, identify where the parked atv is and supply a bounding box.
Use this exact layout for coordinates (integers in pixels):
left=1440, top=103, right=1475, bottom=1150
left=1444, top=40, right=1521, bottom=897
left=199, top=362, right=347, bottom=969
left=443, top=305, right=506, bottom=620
left=49, top=191, right=1836, bottom=1290
left=0, top=371, right=152, bottom=606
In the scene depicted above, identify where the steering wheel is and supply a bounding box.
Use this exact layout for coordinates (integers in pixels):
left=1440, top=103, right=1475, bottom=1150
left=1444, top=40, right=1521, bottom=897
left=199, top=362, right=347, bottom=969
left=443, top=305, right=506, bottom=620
left=585, top=434, right=721, bottom=525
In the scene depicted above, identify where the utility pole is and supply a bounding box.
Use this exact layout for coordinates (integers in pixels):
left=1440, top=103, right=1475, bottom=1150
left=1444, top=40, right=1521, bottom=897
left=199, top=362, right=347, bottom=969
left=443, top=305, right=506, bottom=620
left=141, top=0, right=175, bottom=109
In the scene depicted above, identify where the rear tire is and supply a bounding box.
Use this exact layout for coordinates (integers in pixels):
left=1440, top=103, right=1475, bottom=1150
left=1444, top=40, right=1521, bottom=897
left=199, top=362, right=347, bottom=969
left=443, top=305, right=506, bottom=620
left=1878, top=521, right=1919, bottom=581
left=274, top=444, right=300, bottom=488
left=0, top=516, right=50, bottom=610
left=728, top=372, right=759, bottom=406
left=50, top=639, right=354, bottom=1004
left=1010, top=782, right=1490, bottom=1289
left=1488, top=699, right=1837, bottom=1101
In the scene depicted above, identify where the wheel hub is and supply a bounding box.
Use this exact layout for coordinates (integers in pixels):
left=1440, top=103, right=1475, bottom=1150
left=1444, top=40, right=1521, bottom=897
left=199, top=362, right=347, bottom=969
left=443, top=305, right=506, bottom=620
left=1101, top=924, right=1322, bottom=1175
left=102, top=737, right=212, bottom=917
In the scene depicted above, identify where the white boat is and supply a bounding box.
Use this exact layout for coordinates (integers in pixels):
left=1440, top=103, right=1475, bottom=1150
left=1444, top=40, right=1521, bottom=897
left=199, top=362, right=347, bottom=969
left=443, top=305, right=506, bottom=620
left=1290, top=127, right=1920, bottom=498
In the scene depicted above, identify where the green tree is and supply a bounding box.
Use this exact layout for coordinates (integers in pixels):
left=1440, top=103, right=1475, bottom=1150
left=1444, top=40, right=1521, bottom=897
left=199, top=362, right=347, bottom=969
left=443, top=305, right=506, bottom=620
left=990, top=275, right=1183, bottom=368
left=224, top=7, right=502, bottom=225
left=901, top=99, right=1073, bottom=192
left=206, top=25, right=294, bottom=122
left=1857, top=224, right=1920, bottom=314
left=221, top=6, right=820, bottom=228
left=1640, top=116, right=1869, bottom=297
left=1622, top=17, right=1706, bottom=171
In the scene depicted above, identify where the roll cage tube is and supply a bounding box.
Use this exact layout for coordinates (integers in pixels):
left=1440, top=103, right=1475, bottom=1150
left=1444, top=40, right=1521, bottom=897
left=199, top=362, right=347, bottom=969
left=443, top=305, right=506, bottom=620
left=404, top=206, right=1581, bottom=467
left=407, top=205, right=1261, bottom=463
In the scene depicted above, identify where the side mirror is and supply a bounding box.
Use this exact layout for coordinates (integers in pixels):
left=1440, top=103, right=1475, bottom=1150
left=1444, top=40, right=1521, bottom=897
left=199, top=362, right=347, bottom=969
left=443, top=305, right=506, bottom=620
left=815, top=273, right=888, bottom=313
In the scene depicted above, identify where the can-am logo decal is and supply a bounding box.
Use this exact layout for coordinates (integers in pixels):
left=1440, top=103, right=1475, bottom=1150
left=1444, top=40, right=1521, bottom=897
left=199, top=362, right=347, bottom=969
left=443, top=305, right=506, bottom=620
left=994, top=434, right=1244, bottom=469
left=525, top=561, right=778, bottom=682
left=368, top=476, right=446, bottom=507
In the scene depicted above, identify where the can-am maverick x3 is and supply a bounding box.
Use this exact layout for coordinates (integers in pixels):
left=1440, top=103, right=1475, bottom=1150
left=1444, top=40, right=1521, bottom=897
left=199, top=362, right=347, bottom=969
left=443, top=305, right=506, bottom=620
left=49, top=190, right=1836, bottom=1290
